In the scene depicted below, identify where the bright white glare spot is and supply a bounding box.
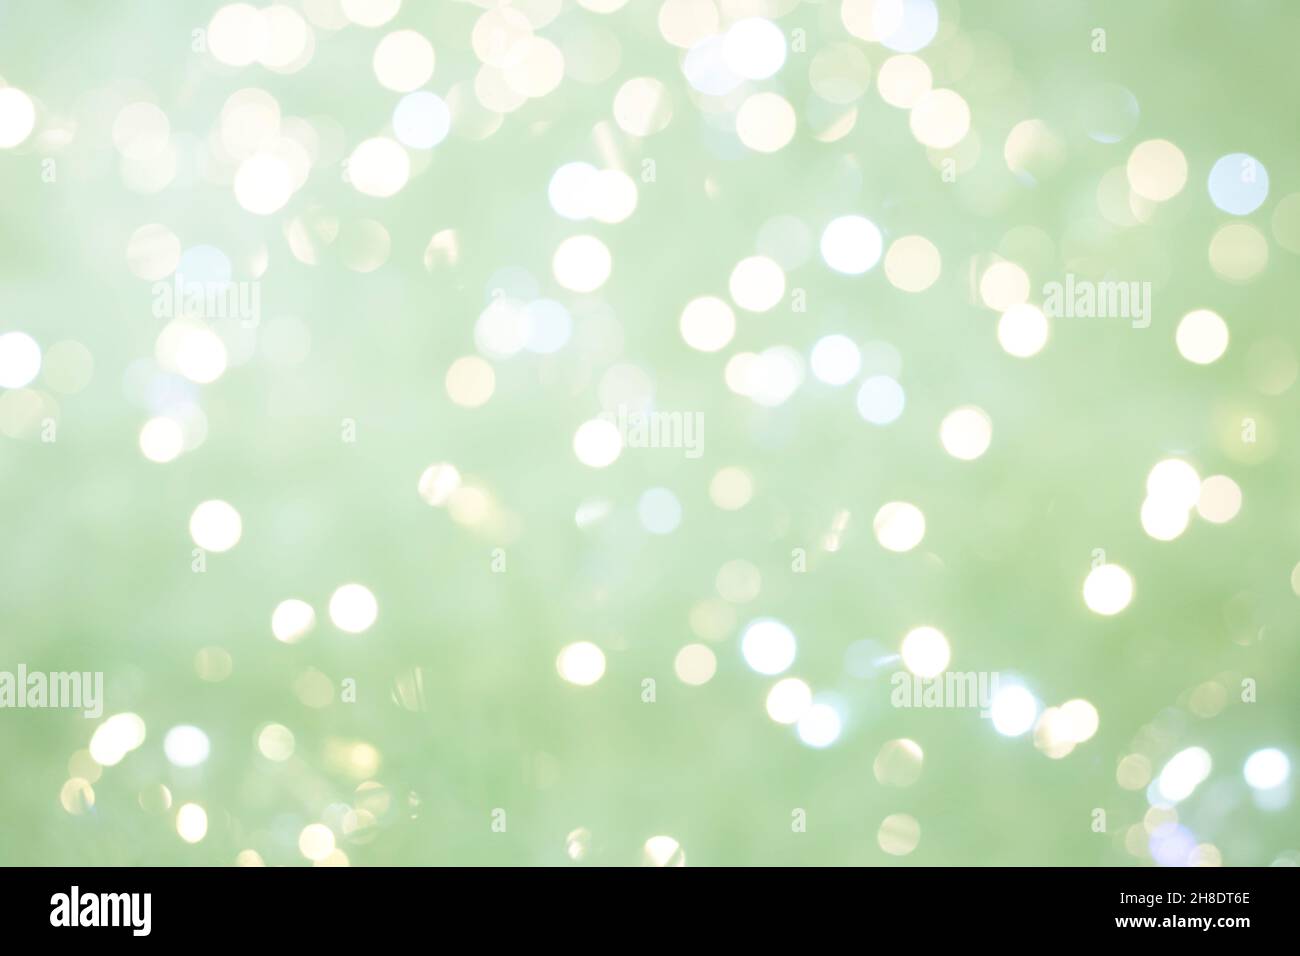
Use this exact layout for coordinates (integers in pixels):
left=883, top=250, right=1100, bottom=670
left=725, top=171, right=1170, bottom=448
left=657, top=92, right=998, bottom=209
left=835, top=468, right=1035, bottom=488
left=347, top=137, right=410, bottom=197
left=89, top=713, right=147, bottom=767
left=997, top=304, right=1049, bottom=358
left=810, top=334, right=861, bottom=386
left=164, top=725, right=210, bottom=767
left=418, top=463, right=461, bottom=506
left=766, top=677, right=812, bottom=724
left=373, top=29, right=434, bottom=92
left=234, top=153, right=294, bottom=215
left=1176, top=309, right=1228, bottom=365
left=1141, top=496, right=1190, bottom=541
left=723, top=17, right=787, bottom=80
left=991, top=685, right=1038, bottom=736
left=189, top=500, right=242, bottom=553
left=328, top=583, right=378, bottom=634
left=573, top=418, right=622, bottom=468
left=1147, top=458, right=1201, bottom=510
left=0, top=332, right=41, bottom=388
left=1083, top=563, right=1133, bottom=616
left=641, top=834, right=684, bottom=866
left=1243, top=748, right=1289, bottom=790
left=298, top=823, right=336, bottom=861
left=873, top=501, right=925, bottom=551
left=1158, top=746, right=1212, bottom=803
left=729, top=255, right=786, bottom=312
left=271, top=598, right=315, bottom=643
left=797, top=702, right=843, bottom=748
left=1058, top=699, right=1100, bottom=743
left=900, top=626, right=949, bottom=678
left=679, top=296, right=735, bottom=352
left=820, top=215, right=882, bottom=275
left=741, top=618, right=796, bottom=675
left=208, top=5, right=269, bottom=66
left=548, top=162, right=597, bottom=220
left=556, top=641, right=605, bottom=686
left=176, top=803, right=208, bottom=843
left=552, top=235, right=611, bottom=292
left=139, top=417, right=185, bottom=463
left=0, top=87, right=37, bottom=148
left=940, top=406, right=992, bottom=460
left=170, top=325, right=228, bottom=385
left=856, top=375, right=905, bottom=424
left=588, top=169, right=638, bottom=224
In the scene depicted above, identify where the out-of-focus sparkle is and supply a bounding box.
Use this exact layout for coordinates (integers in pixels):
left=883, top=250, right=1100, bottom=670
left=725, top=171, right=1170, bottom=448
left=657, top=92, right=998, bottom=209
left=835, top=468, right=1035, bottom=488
left=679, top=296, right=735, bottom=352
left=877, top=812, right=921, bottom=856
left=856, top=374, right=905, bottom=424
left=735, top=92, right=796, bottom=153
left=1208, top=153, right=1268, bottom=215
left=1127, top=139, right=1188, bottom=202
left=900, top=626, right=949, bottom=678
left=1083, top=563, right=1133, bottom=616
left=909, top=88, right=969, bottom=148
left=271, top=598, right=315, bottom=643
left=176, top=803, right=208, bottom=843
left=939, top=406, right=992, bottom=460
left=741, top=618, right=796, bottom=675
left=189, top=500, right=242, bottom=553
left=991, top=685, right=1038, bottom=737
left=641, top=834, right=685, bottom=866
left=997, top=304, right=1049, bottom=358
left=1175, top=309, right=1228, bottom=365
left=873, top=501, right=925, bottom=552
left=0, top=87, right=36, bottom=148
left=797, top=701, right=843, bottom=748
left=820, top=215, right=882, bottom=275
left=164, top=725, right=211, bottom=768
left=1243, top=748, right=1289, bottom=790
left=0, top=332, right=42, bottom=388
left=556, top=641, right=606, bottom=686
left=552, top=235, right=611, bottom=292
left=765, top=677, right=812, bottom=724
left=674, top=644, right=717, bottom=685
left=329, top=583, right=378, bottom=634
left=573, top=418, right=622, bottom=468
